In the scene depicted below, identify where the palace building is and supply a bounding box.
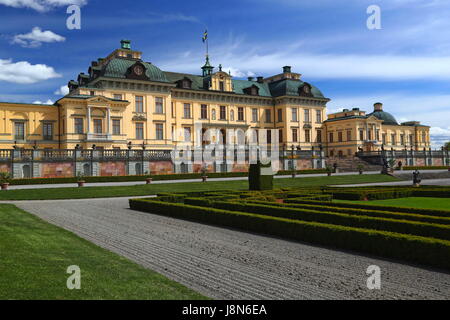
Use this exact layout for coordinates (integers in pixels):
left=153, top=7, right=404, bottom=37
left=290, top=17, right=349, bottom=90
left=0, top=40, right=430, bottom=155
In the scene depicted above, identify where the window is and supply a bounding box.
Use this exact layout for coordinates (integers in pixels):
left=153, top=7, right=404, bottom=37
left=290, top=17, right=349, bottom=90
left=135, top=96, right=144, bottom=113
left=391, top=134, right=396, bottom=145
left=219, top=81, right=225, bottom=91
left=182, top=79, right=191, bottom=89
left=171, top=102, right=175, bottom=118
left=155, top=97, right=164, bottom=114
left=279, top=129, right=283, bottom=143
left=15, top=122, right=25, bottom=140
left=359, top=129, right=364, bottom=141
left=409, top=134, right=414, bottom=145
left=136, top=123, right=144, bottom=139
left=338, top=131, right=343, bottom=142
left=238, top=107, right=244, bottom=121
left=265, top=109, right=271, bottom=123
left=422, top=132, right=427, bottom=143
left=347, top=130, right=352, bottom=141
left=74, top=118, right=83, bottom=134
left=220, top=106, right=226, bottom=120
left=250, top=87, right=258, bottom=96
left=184, top=127, right=191, bottom=142
left=267, top=130, right=272, bottom=144
left=382, top=134, right=387, bottom=145
left=292, top=108, right=298, bottom=122
left=183, top=103, right=191, bottom=118
left=305, top=129, right=311, bottom=143
left=112, top=119, right=121, bottom=135
left=317, top=130, right=322, bottom=143
left=304, top=109, right=310, bottom=123
left=172, top=125, right=176, bottom=141
left=376, top=129, right=380, bottom=141
left=368, top=130, right=372, bottom=141
left=156, top=123, right=164, bottom=140
left=201, top=105, right=208, bottom=119
left=316, top=110, right=322, bottom=123
left=292, top=129, right=298, bottom=142
left=113, top=94, right=122, bottom=100
left=329, top=132, right=334, bottom=143
left=400, top=134, right=405, bottom=145
left=43, top=123, right=53, bottom=140
left=277, top=109, right=283, bottom=122
left=94, top=119, right=102, bottom=134
left=90, top=91, right=95, bottom=96
left=252, top=108, right=258, bottom=122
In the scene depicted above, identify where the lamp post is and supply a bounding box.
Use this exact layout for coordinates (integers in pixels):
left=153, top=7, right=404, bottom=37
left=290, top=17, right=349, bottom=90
left=141, top=142, right=146, bottom=176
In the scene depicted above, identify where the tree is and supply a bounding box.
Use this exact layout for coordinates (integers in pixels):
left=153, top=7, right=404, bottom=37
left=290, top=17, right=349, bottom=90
left=445, top=142, right=450, bottom=151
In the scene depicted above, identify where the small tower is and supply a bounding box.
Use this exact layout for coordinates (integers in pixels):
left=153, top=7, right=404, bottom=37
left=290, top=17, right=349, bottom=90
left=120, top=39, right=131, bottom=50
left=201, top=55, right=214, bottom=77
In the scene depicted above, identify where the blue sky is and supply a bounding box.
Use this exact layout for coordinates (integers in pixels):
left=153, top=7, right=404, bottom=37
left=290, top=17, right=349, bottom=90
left=0, top=0, right=449, bottom=147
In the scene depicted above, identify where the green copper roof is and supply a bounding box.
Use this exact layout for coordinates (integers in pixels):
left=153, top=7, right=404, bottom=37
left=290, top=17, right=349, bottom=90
left=367, top=110, right=398, bottom=125
left=232, top=80, right=271, bottom=97
left=164, top=72, right=272, bottom=97
left=268, top=79, right=325, bottom=99
left=103, top=58, right=169, bottom=83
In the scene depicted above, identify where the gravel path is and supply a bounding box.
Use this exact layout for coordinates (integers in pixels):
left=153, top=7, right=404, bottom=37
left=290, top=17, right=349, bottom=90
left=13, top=197, right=450, bottom=300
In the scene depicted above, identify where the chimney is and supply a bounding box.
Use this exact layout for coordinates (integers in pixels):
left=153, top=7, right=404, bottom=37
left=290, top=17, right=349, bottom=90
left=247, top=76, right=254, bottom=81
left=374, top=102, right=383, bottom=111
left=257, top=76, right=264, bottom=83
left=283, top=66, right=292, bottom=73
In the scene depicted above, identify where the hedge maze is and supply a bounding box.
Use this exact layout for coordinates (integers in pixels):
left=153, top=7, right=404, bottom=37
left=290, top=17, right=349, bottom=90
left=129, top=186, right=450, bottom=270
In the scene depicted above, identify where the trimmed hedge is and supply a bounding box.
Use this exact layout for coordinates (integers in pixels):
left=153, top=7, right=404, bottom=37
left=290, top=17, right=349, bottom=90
left=254, top=200, right=450, bottom=225
left=199, top=200, right=450, bottom=241
left=403, top=166, right=449, bottom=171
left=129, top=199, right=450, bottom=270
left=291, top=199, right=450, bottom=218
left=7, top=169, right=328, bottom=186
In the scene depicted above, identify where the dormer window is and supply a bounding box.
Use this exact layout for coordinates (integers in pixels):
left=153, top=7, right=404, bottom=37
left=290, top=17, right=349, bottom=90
left=219, top=81, right=225, bottom=91
left=244, top=85, right=260, bottom=96
left=299, top=83, right=313, bottom=97
left=182, top=79, right=191, bottom=89
left=177, top=77, right=192, bottom=89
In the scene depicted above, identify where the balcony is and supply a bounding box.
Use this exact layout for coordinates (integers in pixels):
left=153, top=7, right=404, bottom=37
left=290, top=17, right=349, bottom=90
left=86, top=133, right=112, bottom=142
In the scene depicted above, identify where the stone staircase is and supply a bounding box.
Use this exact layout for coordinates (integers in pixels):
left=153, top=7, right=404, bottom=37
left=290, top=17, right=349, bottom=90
left=326, top=156, right=383, bottom=173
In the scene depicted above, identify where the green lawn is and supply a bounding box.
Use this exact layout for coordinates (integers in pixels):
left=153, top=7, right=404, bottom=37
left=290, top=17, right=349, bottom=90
left=0, top=174, right=399, bottom=201
left=335, top=197, right=450, bottom=211
left=0, top=204, right=207, bottom=300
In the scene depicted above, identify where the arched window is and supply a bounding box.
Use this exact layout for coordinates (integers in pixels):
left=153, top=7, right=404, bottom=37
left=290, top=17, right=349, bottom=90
left=83, top=163, right=90, bottom=176
left=22, top=165, right=31, bottom=178
left=135, top=163, right=142, bottom=175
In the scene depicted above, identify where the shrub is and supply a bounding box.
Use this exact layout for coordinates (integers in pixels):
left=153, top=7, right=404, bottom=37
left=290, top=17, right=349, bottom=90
left=129, top=199, right=450, bottom=270
left=206, top=201, right=450, bottom=241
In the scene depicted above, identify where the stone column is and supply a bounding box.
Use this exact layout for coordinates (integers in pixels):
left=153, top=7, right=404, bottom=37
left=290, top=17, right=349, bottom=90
left=106, top=107, right=111, bottom=135
left=87, top=106, right=92, bottom=134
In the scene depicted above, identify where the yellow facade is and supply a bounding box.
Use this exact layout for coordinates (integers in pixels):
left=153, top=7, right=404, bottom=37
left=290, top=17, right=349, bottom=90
left=324, top=103, right=430, bottom=157
left=0, top=41, right=430, bottom=153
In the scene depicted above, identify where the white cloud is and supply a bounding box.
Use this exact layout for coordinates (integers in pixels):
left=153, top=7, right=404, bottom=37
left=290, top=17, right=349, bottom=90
left=220, top=66, right=256, bottom=78
left=0, top=0, right=87, bottom=12
left=33, top=99, right=53, bottom=105
left=0, top=58, right=61, bottom=84
left=12, top=27, right=65, bottom=48
left=54, top=85, right=69, bottom=95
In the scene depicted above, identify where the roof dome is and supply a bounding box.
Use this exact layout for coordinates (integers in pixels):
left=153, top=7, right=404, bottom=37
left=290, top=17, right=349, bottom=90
left=103, top=58, right=168, bottom=83
left=367, top=103, right=398, bottom=125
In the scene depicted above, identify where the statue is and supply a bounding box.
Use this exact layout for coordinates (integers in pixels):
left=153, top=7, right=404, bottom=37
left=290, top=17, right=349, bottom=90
left=412, top=170, right=421, bottom=187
